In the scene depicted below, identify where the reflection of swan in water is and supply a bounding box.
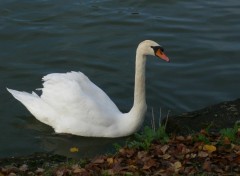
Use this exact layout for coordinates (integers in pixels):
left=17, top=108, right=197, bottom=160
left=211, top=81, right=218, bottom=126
left=7, top=40, right=170, bottom=138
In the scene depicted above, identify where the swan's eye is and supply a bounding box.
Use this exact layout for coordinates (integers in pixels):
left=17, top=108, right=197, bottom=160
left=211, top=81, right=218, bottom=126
left=151, top=46, right=165, bottom=53
left=160, top=47, right=164, bottom=52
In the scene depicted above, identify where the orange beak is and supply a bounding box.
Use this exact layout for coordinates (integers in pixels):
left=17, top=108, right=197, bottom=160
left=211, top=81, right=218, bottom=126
left=156, top=49, right=170, bottom=62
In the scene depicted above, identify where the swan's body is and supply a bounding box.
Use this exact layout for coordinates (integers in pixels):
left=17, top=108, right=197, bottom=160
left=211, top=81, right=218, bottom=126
left=7, top=40, right=169, bottom=138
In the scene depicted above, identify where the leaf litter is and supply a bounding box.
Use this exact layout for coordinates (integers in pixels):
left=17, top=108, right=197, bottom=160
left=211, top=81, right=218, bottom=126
left=0, top=126, right=240, bottom=176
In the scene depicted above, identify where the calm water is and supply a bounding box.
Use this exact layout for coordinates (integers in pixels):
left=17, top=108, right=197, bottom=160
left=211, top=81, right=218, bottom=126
left=0, top=0, right=240, bottom=158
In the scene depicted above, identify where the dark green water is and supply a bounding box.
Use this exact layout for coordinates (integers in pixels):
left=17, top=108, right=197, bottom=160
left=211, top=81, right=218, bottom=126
left=0, top=0, right=240, bottom=158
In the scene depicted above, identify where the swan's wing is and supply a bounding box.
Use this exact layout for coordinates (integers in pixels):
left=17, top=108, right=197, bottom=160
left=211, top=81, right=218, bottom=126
left=40, top=71, right=121, bottom=127
left=7, top=88, right=58, bottom=126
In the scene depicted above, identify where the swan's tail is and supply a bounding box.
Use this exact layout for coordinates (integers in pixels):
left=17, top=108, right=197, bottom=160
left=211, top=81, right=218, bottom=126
left=7, top=88, right=57, bottom=126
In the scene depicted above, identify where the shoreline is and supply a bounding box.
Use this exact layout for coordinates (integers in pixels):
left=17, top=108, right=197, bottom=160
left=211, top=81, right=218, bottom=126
left=0, top=98, right=239, bottom=175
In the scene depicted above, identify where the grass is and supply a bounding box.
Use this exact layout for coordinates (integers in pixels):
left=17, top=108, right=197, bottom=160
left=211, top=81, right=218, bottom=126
left=220, top=122, right=240, bottom=144
left=126, top=108, right=170, bottom=150
left=126, top=125, right=169, bottom=150
left=125, top=110, right=240, bottom=151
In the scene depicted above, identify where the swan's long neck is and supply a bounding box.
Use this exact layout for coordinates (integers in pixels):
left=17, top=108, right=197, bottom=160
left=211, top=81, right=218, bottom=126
left=125, top=49, right=147, bottom=133
left=133, top=52, right=147, bottom=108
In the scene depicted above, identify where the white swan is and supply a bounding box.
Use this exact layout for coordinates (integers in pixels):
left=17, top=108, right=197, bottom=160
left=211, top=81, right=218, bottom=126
left=7, top=40, right=170, bottom=138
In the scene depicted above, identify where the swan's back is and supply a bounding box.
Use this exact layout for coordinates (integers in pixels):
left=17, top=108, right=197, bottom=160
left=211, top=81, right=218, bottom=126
left=42, top=72, right=120, bottom=117
left=42, top=71, right=122, bottom=125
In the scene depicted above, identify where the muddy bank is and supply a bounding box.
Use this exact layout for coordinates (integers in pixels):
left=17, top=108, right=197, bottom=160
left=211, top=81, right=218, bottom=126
left=166, top=98, right=240, bottom=134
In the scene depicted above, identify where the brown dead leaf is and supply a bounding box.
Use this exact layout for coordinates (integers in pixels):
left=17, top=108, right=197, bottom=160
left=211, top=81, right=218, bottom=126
left=223, top=137, right=231, bottom=145
left=232, top=144, right=239, bottom=151
left=19, top=164, right=28, bottom=172
left=213, top=165, right=224, bottom=173
left=160, top=145, right=169, bottom=154
left=92, top=157, right=105, bottom=164
left=143, top=158, right=157, bottom=170
left=237, top=128, right=240, bottom=137
left=203, top=159, right=212, bottom=172
left=107, top=157, right=114, bottom=165
left=176, top=135, right=185, bottom=141
left=200, top=129, right=208, bottom=135
left=125, top=164, right=138, bottom=173
left=155, top=145, right=164, bottom=155
left=234, top=155, right=240, bottom=163
left=184, top=166, right=196, bottom=175
left=226, top=153, right=236, bottom=161
left=173, top=161, right=182, bottom=173
left=71, top=164, right=80, bottom=170
left=137, top=151, right=148, bottom=159
left=198, top=151, right=209, bottom=158
left=119, top=148, right=135, bottom=158
left=177, top=143, right=188, bottom=154
left=186, top=135, right=193, bottom=141
left=198, top=145, right=203, bottom=150
left=35, top=168, right=45, bottom=174
left=162, top=154, right=171, bottom=160
left=55, top=170, right=64, bottom=176
left=73, top=168, right=86, bottom=174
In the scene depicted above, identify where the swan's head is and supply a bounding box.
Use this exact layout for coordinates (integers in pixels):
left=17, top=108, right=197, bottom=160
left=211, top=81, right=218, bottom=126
left=137, top=40, right=170, bottom=62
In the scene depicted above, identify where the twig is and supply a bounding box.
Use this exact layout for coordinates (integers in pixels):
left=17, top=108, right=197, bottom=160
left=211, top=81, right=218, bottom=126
left=151, top=107, right=155, bottom=132
left=159, top=107, right=162, bottom=128
left=164, top=110, right=171, bottom=130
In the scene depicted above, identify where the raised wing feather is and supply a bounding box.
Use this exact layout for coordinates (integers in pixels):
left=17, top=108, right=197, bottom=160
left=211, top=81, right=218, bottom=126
left=40, top=71, right=121, bottom=127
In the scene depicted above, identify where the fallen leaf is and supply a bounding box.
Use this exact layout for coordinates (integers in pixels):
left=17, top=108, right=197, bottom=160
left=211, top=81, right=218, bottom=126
left=176, top=135, right=185, bottom=141
left=173, top=161, right=182, bottom=173
left=56, top=170, right=64, bottom=176
left=19, top=164, right=28, bottom=172
left=143, top=159, right=157, bottom=170
left=107, top=157, right=114, bottom=165
left=190, top=153, right=197, bottom=158
left=35, top=168, right=45, bottom=174
left=203, top=144, right=216, bottom=153
left=223, top=137, right=231, bottom=145
left=203, top=159, right=212, bottom=172
left=177, top=143, right=188, bottom=154
left=71, top=164, right=80, bottom=170
left=119, top=148, right=135, bottom=158
left=234, top=155, right=240, bottom=163
left=137, top=151, right=148, bottom=159
left=184, top=166, right=196, bottom=175
left=198, top=151, right=209, bottom=158
left=127, top=165, right=138, bottom=170
left=160, top=145, right=169, bottom=154
left=186, top=135, right=193, bottom=141
left=186, top=153, right=197, bottom=159
left=92, top=158, right=105, bottom=164
left=162, top=154, right=171, bottom=159
left=213, top=166, right=224, bottom=173
left=73, top=168, right=85, bottom=174
left=200, top=129, right=208, bottom=135
left=70, top=147, right=79, bottom=153
left=198, top=145, right=203, bottom=150
left=8, top=173, right=17, bottom=176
